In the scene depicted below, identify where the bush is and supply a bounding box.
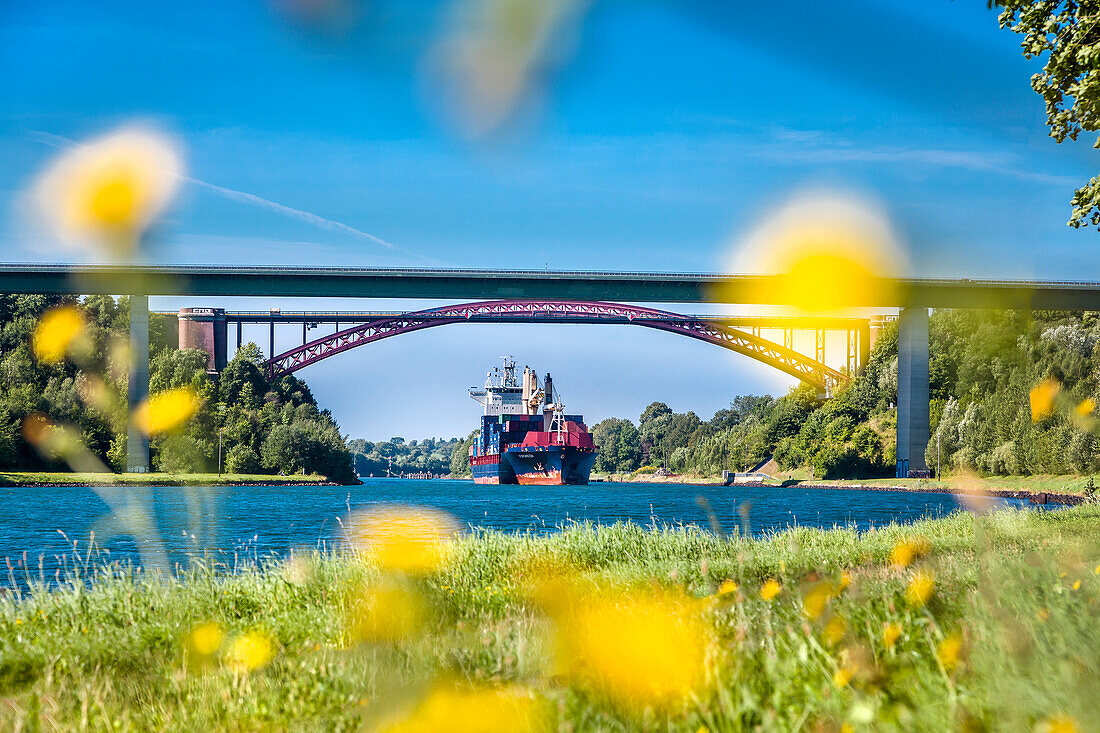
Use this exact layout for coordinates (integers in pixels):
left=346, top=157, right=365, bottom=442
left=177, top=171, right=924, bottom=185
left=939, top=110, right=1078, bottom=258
left=153, top=435, right=212, bottom=473
left=225, top=444, right=263, bottom=474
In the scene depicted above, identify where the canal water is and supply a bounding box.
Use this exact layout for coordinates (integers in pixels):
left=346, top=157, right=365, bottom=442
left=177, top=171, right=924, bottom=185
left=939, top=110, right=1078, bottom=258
left=0, top=479, right=1034, bottom=582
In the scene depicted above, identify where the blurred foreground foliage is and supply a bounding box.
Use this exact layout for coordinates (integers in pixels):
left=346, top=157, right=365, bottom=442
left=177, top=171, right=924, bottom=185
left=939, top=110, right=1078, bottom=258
left=0, top=504, right=1097, bottom=730
left=584, top=309, right=1100, bottom=479
left=0, top=295, right=355, bottom=482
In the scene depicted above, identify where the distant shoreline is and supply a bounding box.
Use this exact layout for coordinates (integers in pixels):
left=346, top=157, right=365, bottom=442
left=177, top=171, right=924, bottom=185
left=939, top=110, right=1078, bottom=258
left=593, top=473, right=1089, bottom=505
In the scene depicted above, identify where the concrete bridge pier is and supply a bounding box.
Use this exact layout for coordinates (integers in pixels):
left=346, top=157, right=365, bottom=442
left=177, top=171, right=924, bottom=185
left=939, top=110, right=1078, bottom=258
left=896, top=306, right=930, bottom=477
left=126, top=295, right=150, bottom=473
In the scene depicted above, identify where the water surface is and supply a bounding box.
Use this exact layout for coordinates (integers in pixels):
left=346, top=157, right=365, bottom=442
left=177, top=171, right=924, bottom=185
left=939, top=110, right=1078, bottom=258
left=0, top=478, right=1034, bottom=582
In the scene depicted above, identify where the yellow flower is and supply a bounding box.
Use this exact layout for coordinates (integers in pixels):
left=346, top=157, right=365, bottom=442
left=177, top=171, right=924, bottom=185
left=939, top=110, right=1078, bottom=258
left=348, top=581, right=426, bottom=643
left=936, top=632, right=963, bottom=672
left=716, top=579, right=739, bottom=596
left=722, top=193, right=902, bottom=313
left=1072, top=579, right=1081, bottom=591
left=31, top=127, right=182, bottom=256
left=1030, top=380, right=1060, bottom=422
left=132, top=388, right=202, bottom=436
left=883, top=622, right=902, bottom=649
left=188, top=621, right=224, bottom=659
left=823, top=616, right=846, bottom=646
left=905, top=570, right=935, bottom=607
left=1076, top=399, right=1095, bottom=416
left=347, top=505, right=460, bottom=574
left=802, top=582, right=832, bottom=620
left=553, top=590, right=708, bottom=710
left=1094, top=564, right=1100, bottom=576
left=1035, top=714, right=1080, bottom=733
left=836, top=571, right=852, bottom=592
left=379, top=682, right=546, bottom=733
left=832, top=666, right=854, bottom=688
left=890, top=537, right=929, bottom=568
left=759, top=579, right=781, bottom=601
left=33, top=306, right=86, bottom=364
left=225, top=631, right=274, bottom=672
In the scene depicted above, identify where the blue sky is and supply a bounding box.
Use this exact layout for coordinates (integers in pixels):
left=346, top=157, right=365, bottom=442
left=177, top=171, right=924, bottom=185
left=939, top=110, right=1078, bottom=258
left=2, top=0, right=1099, bottom=441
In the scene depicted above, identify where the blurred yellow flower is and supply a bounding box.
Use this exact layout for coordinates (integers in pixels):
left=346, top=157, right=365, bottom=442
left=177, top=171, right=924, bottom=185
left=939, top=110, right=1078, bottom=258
left=1094, top=564, right=1100, bottom=576
left=883, top=623, right=902, bottom=649
left=936, top=632, right=963, bottom=672
left=905, top=571, right=935, bottom=607
left=1075, top=399, right=1095, bottom=416
left=348, top=505, right=460, bottom=574
left=31, top=128, right=182, bottom=256
left=716, top=579, right=738, bottom=596
left=553, top=590, right=708, bottom=710
left=759, top=579, right=781, bottom=601
left=802, top=582, right=832, bottom=620
left=823, top=616, right=846, bottom=646
left=1072, top=579, right=1081, bottom=591
left=189, top=621, right=224, bottom=657
left=225, top=631, right=274, bottom=672
left=890, top=537, right=929, bottom=568
left=32, top=305, right=86, bottom=364
left=837, top=571, right=852, bottom=592
left=1030, top=380, right=1060, bottom=422
left=1035, top=714, right=1080, bottom=733
left=832, top=666, right=853, bottom=688
left=722, top=192, right=904, bottom=312
left=348, top=580, right=426, bottom=643
left=133, top=388, right=202, bottom=436
left=380, top=682, right=546, bottom=733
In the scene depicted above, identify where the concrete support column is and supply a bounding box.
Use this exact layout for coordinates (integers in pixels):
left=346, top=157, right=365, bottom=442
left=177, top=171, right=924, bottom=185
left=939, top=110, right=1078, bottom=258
left=897, top=306, right=930, bottom=477
left=858, top=322, right=871, bottom=371
left=127, top=294, right=150, bottom=473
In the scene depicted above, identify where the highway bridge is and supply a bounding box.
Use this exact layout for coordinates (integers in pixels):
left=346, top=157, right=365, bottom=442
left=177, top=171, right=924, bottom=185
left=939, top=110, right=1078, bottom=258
left=7, top=263, right=1100, bottom=478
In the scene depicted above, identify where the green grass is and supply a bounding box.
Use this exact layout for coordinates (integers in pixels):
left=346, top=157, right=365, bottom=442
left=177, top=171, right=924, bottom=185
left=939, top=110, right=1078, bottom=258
left=0, top=471, right=335, bottom=487
left=1, top=506, right=1099, bottom=730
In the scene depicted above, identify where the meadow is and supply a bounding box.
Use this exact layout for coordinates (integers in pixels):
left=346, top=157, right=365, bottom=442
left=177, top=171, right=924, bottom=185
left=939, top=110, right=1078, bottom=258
left=1, top=503, right=1098, bottom=731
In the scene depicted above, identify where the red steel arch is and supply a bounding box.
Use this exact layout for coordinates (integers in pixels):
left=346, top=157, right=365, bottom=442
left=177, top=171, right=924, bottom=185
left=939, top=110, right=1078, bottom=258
left=265, top=300, right=848, bottom=390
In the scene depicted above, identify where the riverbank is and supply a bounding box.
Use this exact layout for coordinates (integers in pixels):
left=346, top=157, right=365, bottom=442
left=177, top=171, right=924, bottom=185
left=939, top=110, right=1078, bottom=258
left=595, top=471, right=1094, bottom=504
left=0, top=471, right=340, bottom=487
left=1, top=504, right=1097, bottom=730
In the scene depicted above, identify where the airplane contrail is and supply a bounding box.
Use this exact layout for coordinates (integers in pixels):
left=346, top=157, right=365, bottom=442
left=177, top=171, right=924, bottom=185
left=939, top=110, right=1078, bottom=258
left=182, top=177, right=396, bottom=250
left=28, top=130, right=400, bottom=252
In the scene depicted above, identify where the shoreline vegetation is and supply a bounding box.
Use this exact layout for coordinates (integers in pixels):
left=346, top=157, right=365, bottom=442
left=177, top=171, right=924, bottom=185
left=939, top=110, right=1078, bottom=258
left=0, top=471, right=335, bottom=487
left=1, top=504, right=1097, bottom=729
left=592, top=471, right=1094, bottom=503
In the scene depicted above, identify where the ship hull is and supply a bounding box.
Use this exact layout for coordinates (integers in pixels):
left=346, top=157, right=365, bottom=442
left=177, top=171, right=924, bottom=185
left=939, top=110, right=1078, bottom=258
left=504, top=446, right=596, bottom=486
left=470, top=453, right=516, bottom=485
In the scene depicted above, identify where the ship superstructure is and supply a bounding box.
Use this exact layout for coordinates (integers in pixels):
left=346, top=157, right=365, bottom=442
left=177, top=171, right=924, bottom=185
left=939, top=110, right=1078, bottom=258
left=468, top=358, right=595, bottom=485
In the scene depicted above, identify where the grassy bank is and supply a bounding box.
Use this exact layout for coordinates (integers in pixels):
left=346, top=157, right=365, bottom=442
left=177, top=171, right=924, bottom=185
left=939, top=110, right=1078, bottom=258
left=1, top=506, right=1098, bottom=730
left=597, top=470, right=1096, bottom=499
left=0, top=471, right=337, bottom=487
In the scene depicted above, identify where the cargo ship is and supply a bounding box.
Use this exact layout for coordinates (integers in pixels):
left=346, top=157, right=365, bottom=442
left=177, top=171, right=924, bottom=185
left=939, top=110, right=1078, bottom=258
left=467, top=358, right=596, bottom=485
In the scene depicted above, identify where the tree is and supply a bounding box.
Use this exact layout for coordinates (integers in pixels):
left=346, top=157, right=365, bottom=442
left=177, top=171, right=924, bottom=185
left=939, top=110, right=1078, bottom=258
left=449, top=430, right=479, bottom=477
left=994, top=1, right=1100, bottom=227
left=218, top=344, right=268, bottom=409
left=639, top=402, right=673, bottom=426
left=592, top=418, right=641, bottom=473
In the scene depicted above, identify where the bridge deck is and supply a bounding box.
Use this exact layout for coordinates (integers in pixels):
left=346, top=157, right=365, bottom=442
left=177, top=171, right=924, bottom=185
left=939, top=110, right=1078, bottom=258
left=5, top=264, right=1100, bottom=308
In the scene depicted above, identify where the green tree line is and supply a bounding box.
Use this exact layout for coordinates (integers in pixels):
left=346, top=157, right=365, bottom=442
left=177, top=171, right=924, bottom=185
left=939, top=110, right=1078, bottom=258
left=0, top=295, right=356, bottom=483
left=576, top=309, right=1100, bottom=480
left=348, top=436, right=462, bottom=477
